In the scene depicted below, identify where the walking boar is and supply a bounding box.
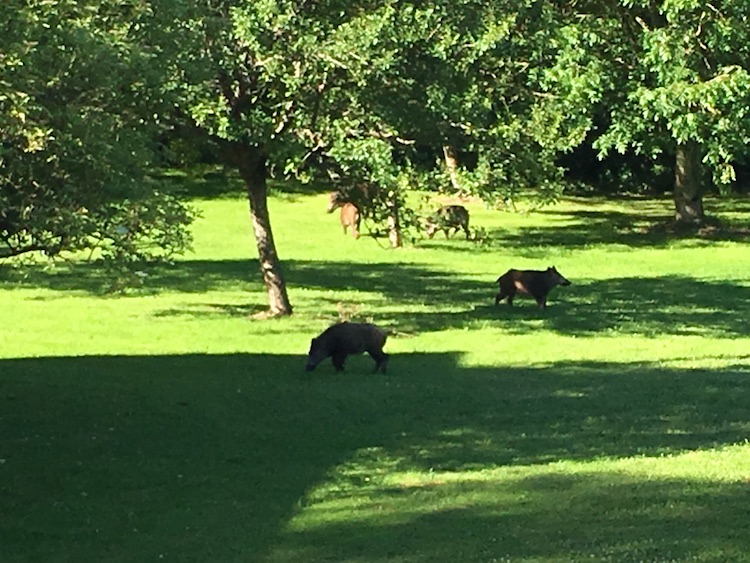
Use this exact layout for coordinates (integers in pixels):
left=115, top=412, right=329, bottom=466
left=495, top=266, right=571, bottom=308
left=425, top=205, right=470, bottom=239
left=306, top=322, right=389, bottom=373
left=327, top=192, right=362, bottom=239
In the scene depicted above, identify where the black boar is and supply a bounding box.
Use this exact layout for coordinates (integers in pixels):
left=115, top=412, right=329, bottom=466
left=425, top=205, right=470, bottom=239
left=494, top=266, right=571, bottom=308
left=327, top=192, right=362, bottom=239
left=306, top=322, right=389, bottom=373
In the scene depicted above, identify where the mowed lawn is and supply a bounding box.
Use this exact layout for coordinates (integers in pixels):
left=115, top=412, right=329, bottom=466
left=2, top=186, right=750, bottom=562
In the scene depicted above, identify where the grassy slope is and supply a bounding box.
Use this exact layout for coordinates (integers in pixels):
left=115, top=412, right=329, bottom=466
left=1, top=189, right=750, bottom=562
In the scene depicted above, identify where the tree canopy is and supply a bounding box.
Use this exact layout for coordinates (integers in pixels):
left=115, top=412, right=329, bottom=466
left=0, top=1, right=194, bottom=266
left=543, top=1, right=750, bottom=221
left=3, top=0, right=749, bottom=311
left=139, top=0, right=581, bottom=313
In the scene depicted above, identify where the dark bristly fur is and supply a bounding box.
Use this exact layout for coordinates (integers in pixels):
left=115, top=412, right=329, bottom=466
left=495, top=266, right=571, bottom=308
left=425, top=205, right=470, bottom=239
left=306, top=322, right=389, bottom=373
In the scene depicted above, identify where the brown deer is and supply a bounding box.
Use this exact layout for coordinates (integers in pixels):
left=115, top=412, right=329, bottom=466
left=327, top=192, right=361, bottom=239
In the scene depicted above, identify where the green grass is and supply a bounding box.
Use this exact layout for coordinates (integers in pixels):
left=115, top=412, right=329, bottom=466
left=2, top=189, right=750, bottom=562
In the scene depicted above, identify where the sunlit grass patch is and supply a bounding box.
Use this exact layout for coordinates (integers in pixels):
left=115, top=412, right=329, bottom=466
left=274, top=444, right=750, bottom=562
left=2, top=189, right=750, bottom=561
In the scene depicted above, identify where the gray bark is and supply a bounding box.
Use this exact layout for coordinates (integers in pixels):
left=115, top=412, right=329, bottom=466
left=233, top=144, right=293, bottom=316
left=674, top=141, right=705, bottom=224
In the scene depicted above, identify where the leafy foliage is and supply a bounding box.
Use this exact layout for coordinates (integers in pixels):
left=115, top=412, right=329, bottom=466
left=0, top=1, right=195, bottom=267
left=156, top=1, right=576, bottom=210
left=549, top=1, right=750, bottom=193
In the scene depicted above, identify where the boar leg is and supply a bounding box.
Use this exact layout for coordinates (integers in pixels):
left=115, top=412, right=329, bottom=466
left=331, top=352, right=347, bottom=371
left=495, top=288, right=515, bottom=305
left=369, top=350, right=389, bottom=373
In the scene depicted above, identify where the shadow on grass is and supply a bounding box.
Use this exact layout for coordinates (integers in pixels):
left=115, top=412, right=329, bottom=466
left=2, top=353, right=749, bottom=561
left=279, top=472, right=750, bottom=562
left=414, top=195, right=750, bottom=256
left=485, top=204, right=750, bottom=258
left=535, top=274, right=750, bottom=337
left=157, top=167, right=332, bottom=200
left=3, top=259, right=750, bottom=338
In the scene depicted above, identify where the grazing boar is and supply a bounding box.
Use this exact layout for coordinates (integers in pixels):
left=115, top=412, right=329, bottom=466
left=327, top=192, right=361, bottom=239
left=306, top=322, right=389, bottom=373
left=494, top=266, right=571, bottom=308
left=425, top=205, right=470, bottom=239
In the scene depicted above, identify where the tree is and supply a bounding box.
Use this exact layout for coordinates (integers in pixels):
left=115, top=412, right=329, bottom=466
left=137, top=0, right=607, bottom=315
left=144, top=1, right=550, bottom=314
left=404, top=1, right=571, bottom=209
left=0, top=1, right=194, bottom=267
left=544, top=1, right=750, bottom=224
left=143, top=1, right=369, bottom=315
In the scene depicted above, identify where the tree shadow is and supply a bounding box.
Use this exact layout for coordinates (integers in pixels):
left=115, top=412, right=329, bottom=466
left=0, top=259, right=259, bottom=296
left=153, top=301, right=267, bottom=319
left=2, top=353, right=749, bottom=560
left=521, top=275, right=750, bottom=338
left=293, top=268, right=750, bottom=340
left=489, top=215, right=748, bottom=257
left=0, top=258, right=492, bottom=304
left=3, top=260, right=749, bottom=338
left=157, top=167, right=333, bottom=200
left=460, top=196, right=750, bottom=257
left=277, top=473, right=750, bottom=561
left=157, top=167, right=247, bottom=199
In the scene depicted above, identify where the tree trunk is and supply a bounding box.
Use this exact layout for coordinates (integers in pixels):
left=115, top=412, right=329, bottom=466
left=386, top=192, right=402, bottom=248
left=674, top=141, right=705, bottom=224
left=233, top=144, right=293, bottom=317
left=442, top=145, right=462, bottom=194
